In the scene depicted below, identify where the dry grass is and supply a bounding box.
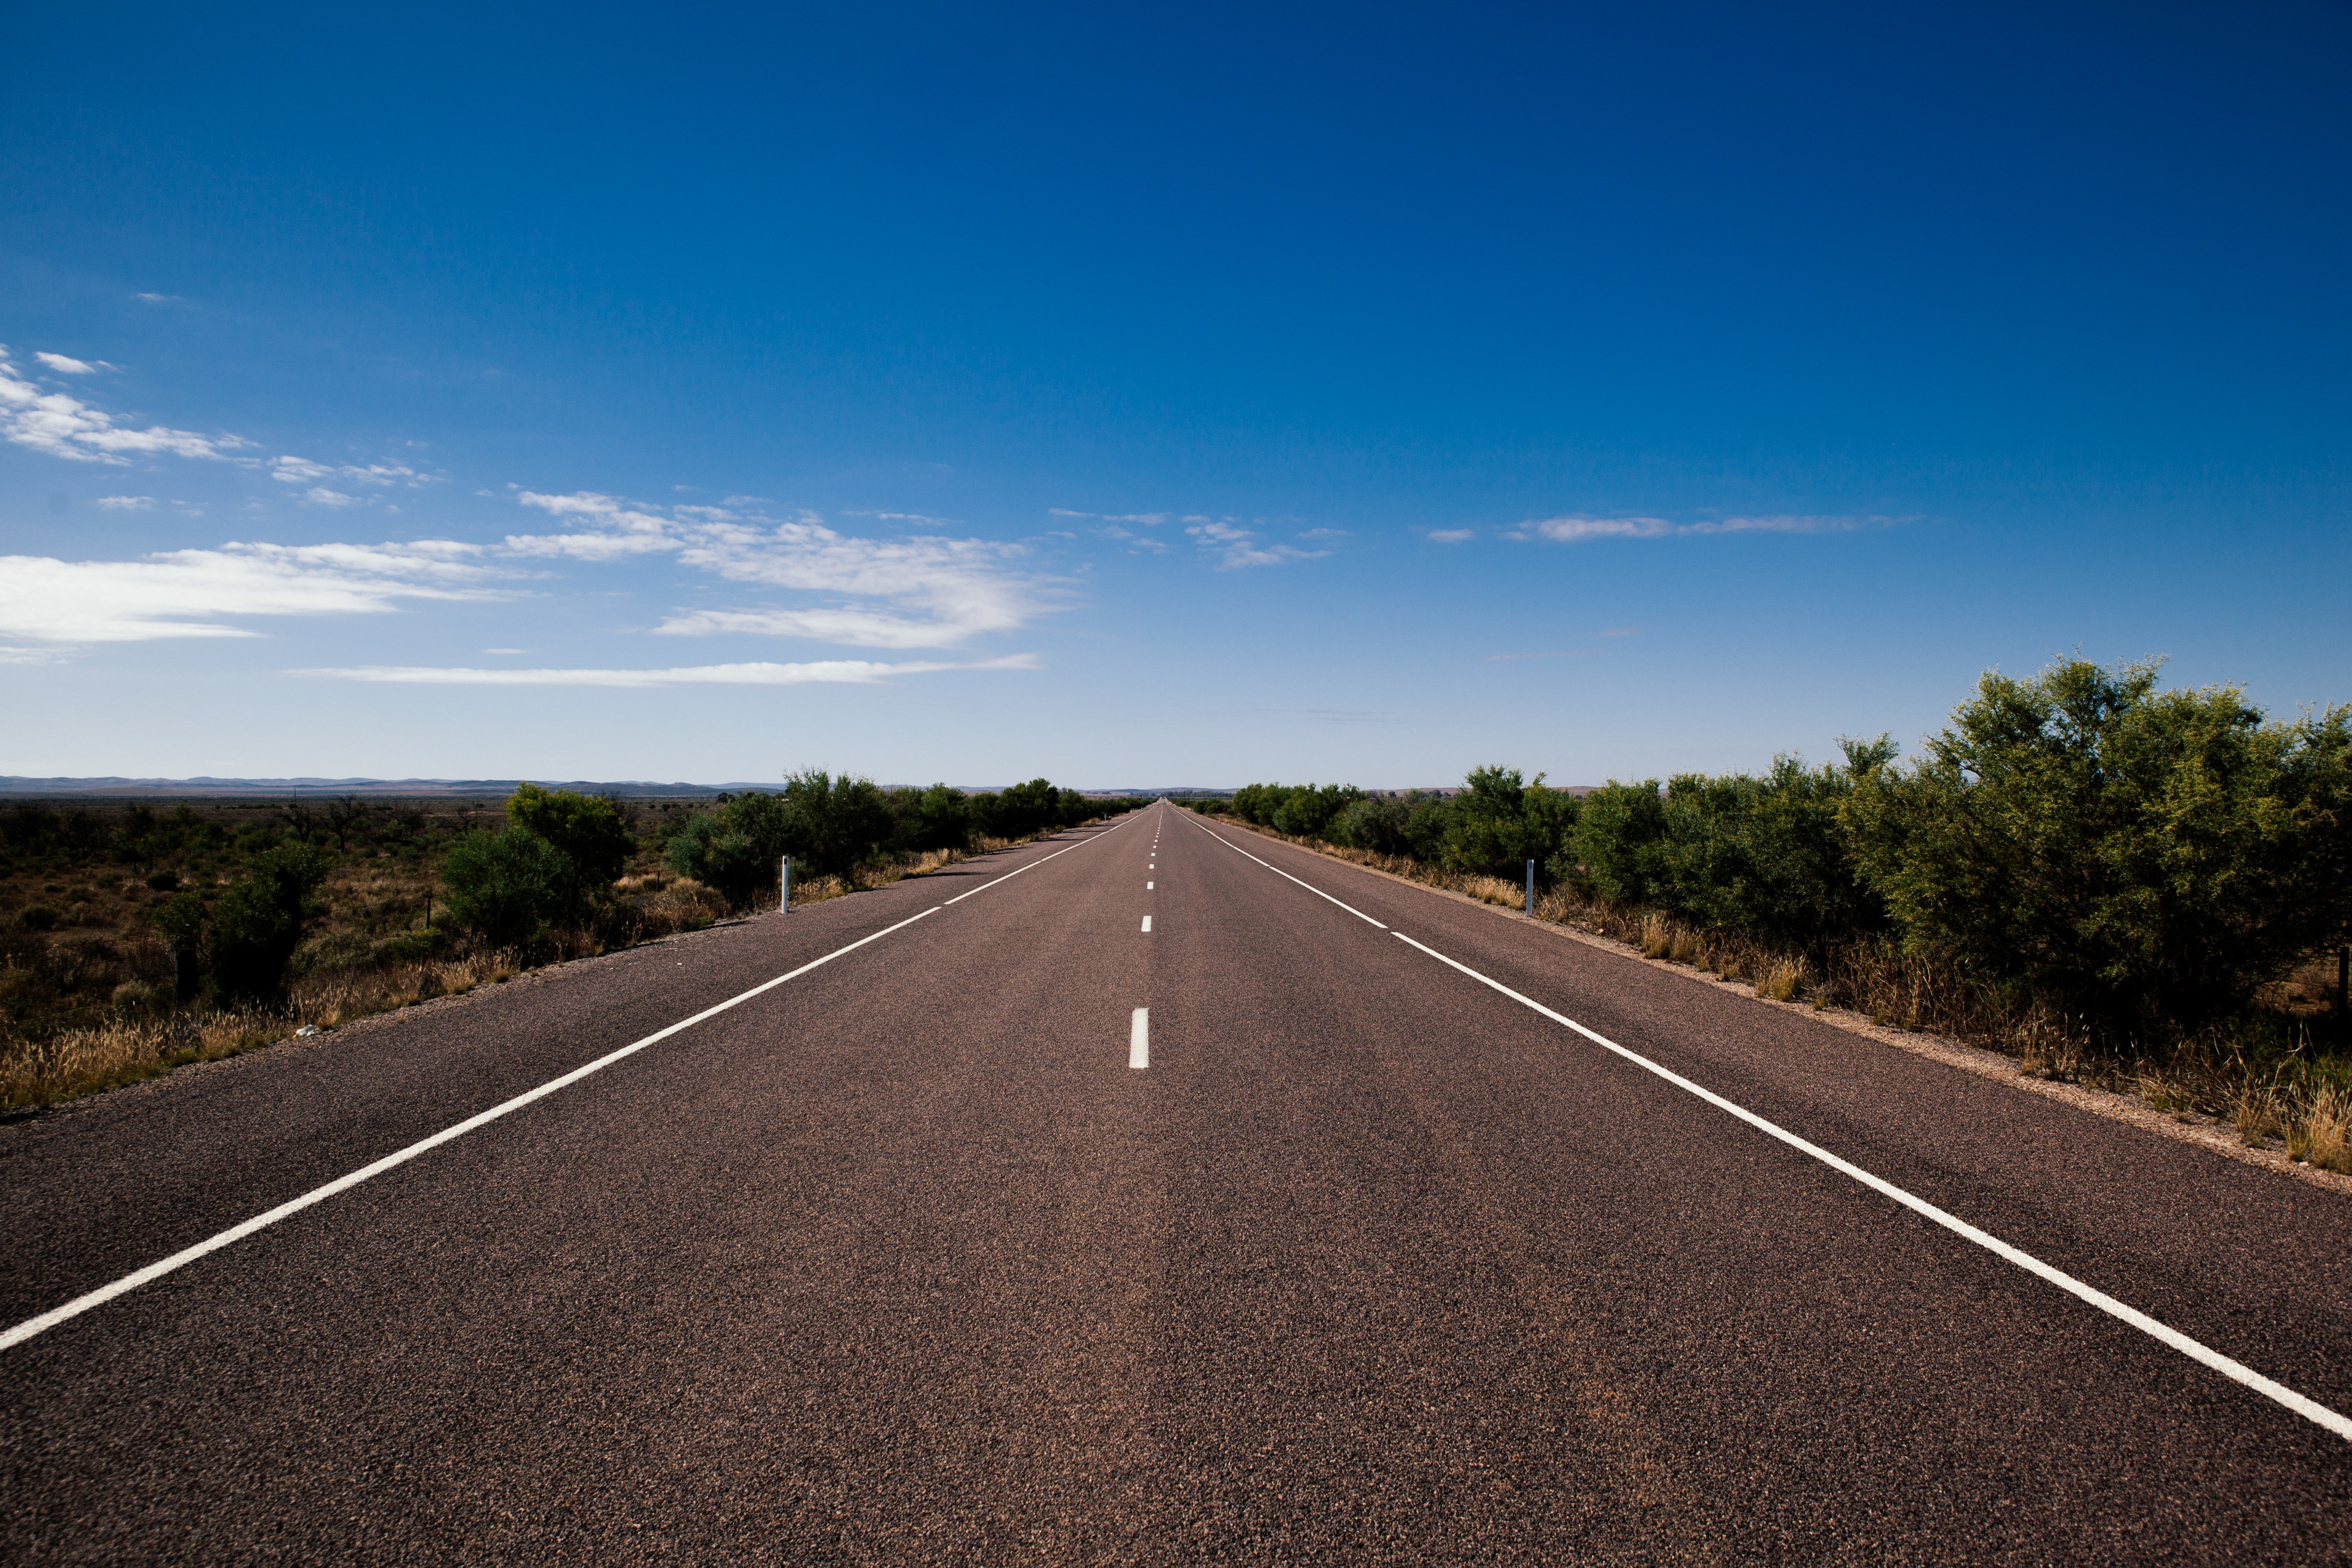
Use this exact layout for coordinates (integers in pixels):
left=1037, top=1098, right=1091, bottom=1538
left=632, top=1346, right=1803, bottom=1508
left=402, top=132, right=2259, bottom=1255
left=0, top=943, right=533, bottom=1111
left=2289, top=1083, right=2352, bottom=1174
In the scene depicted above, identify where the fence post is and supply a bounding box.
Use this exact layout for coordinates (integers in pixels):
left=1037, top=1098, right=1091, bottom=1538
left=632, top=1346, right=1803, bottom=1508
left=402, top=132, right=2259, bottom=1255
left=781, top=856, right=791, bottom=914
left=1525, top=859, right=1535, bottom=916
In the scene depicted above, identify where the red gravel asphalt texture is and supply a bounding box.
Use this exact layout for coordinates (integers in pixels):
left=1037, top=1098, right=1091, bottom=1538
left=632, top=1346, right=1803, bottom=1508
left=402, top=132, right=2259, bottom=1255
left=3, top=799, right=2349, bottom=1562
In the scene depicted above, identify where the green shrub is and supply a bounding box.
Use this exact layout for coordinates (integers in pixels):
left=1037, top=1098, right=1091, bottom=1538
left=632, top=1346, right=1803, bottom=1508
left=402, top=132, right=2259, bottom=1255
left=1564, top=782, right=1671, bottom=906
left=778, top=768, right=896, bottom=881
left=1435, top=765, right=1577, bottom=878
left=1272, top=783, right=1360, bottom=839
left=1649, top=743, right=1892, bottom=945
left=506, top=783, right=634, bottom=905
left=1843, top=658, right=2352, bottom=1032
left=153, top=888, right=207, bottom=1000
left=665, top=813, right=773, bottom=907
left=440, top=829, right=574, bottom=948
left=209, top=844, right=335, bottom=1000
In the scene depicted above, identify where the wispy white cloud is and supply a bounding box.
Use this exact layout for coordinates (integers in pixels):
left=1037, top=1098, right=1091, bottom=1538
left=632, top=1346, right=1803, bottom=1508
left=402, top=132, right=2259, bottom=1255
left=1186, top=518, right=1329, bottom=570
left=303, top=487, right=360, bottom=507
left=1508, top=512, right=1905, bottom=542
left=1481, top=648, right=1602, bottom=662
left=0, top=346, right=252, bottom=466
left=1425, top=528, right=1474, bottom=543
left=95, top=495, right=154, bottom=510
left=133, top=293, right=179, bottom=304
left=295, top=654, right=1039, bottom=688
left=506, top=491, right=1045, bottom=648
left=0, top=541, right=501, bottom=645
left=273, top=455, right=432, bottom=489
left=35, top=353, right=112, bottom=375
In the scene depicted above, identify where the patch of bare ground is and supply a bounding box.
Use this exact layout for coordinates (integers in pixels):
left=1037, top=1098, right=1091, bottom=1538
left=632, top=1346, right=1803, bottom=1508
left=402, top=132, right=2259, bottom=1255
left=1214, top=818, right=2352, bottom=1199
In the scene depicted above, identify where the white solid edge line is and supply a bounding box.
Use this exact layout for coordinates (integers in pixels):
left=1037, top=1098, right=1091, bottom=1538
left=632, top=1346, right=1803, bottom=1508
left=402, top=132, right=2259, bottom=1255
left=942, top=814, right=1127, bottom=905
left=1385, top=929, right=2352, bottom=1445
left=0, top=902, right=953, bottom=1354
left=1182, top=814, right=1387, bottom=929
left=1130, top=1007, right=1149, bottom=1069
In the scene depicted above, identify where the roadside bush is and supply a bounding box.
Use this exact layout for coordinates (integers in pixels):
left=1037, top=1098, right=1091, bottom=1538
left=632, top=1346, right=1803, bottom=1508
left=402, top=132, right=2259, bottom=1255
left=506, top=783, right=633, bottom=906
left=779, top=768, right=897, bottom=882
left=1438, top=765, right=1577, bottom=879
left=208, top=843, right=336, bottom=1000
left=1844, top=658, right=2352, bottom=1033
left=1564, top=782, right=1670, bottom=906
left=153, top=888, right=206, bottom=1001
left=441, top=829, right=574, bottom=948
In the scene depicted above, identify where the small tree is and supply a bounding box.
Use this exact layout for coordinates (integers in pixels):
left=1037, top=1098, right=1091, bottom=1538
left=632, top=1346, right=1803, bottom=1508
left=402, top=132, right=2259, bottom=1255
left=1566, top=782, right=1670, bottom=907
left=208, top=844, right=335, bottom=1001
left=441, top=830, right=574, bottom=948
left=1843, top=658, right=2352, bottom=1032
left=506, top=783, right=634, bottom=908
left=152, top=888, right=208, bottom=1001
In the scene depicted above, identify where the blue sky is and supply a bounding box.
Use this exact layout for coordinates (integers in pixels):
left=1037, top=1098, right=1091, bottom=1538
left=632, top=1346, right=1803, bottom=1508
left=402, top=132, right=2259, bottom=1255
left=3, top=3, right=2347, bottom=787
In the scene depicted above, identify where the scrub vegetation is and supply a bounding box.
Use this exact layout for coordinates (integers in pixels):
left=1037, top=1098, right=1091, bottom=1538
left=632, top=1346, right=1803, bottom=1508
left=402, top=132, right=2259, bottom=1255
left=0, top=776, right=1138, bottom=1111
left=1198, top=658, right=2352, bottom=1172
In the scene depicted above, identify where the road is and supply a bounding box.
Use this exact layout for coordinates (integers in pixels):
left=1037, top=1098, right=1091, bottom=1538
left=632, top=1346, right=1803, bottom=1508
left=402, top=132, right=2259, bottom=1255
left=4, top=799, right=2349, bottom=1562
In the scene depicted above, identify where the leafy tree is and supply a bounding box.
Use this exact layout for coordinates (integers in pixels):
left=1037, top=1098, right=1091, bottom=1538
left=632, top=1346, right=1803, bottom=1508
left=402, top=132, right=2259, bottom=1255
left=208, top=844, right=335, bottom=1000
left=1648, top=742, right=1891, bottom=945
left=441, top=830, right=575, bottom=948
left=664, top=812, right=774, bottom=908
left=1843, top=659, right=2352, bottom=1031
left=506, top=782, right=634, bottom=905
left=1438, top=765, right=1578, bottom=878
left=152, top=889, right=208, bottom=1001
left=1272, top=783, right=1360, bottom=839
left=779, top=768, right=896, bottom=882
left=1566, top=782, right=1670, bottom=907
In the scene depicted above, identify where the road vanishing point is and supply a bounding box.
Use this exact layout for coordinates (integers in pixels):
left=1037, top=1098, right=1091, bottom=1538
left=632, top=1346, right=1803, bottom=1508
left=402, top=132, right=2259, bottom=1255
left=5, top=800, right=2349, bottom=1561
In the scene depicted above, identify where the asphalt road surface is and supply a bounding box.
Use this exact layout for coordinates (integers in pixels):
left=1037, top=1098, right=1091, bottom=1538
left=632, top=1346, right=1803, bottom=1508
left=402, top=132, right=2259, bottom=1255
left=5, top=800, right=2349, bottom=1562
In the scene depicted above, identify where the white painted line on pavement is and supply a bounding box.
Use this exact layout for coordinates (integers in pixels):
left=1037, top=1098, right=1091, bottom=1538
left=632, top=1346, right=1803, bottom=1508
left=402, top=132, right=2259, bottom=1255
left=1147, top=881, right=1154, bottom=889
left=1181, top=815, right=1387, bottom=929
left=1385, top=930, right=2352, bottom=1446
left=0, top=903, right=949, bottom=1354
left=1131, top=1008, right=1150, bottom=1069
left=1141, top=915, right=1152, bottom=932
left=942, top=815, right=1129, bottom=905
left=1196, top=815, right=2352, bottom=1446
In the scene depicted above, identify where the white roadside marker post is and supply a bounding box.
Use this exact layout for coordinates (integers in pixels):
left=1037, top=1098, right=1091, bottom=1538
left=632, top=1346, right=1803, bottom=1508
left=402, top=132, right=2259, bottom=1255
left=1525, top=859, right=1535, bottom=915
left=781, top=856, right=790, bottom=913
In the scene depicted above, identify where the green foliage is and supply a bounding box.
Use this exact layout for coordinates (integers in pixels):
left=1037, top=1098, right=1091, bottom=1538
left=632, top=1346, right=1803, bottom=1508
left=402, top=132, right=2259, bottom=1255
left=1436, top=765, right=1578, bottom=878
left=506, top=783, right=634, bottom=899
left=153, top=889, right=207, bottom=1000
left=1568, top=782, right=1670, bottom=906
left=778, top=768, right=897, bottom=881
left=440, top=829, right=575, bottom=948
left=1844, top=659, right=2352, bottom=1031
left=910, top=783, right=976, bottom=850
left=208, top=844, right=335, bottom=1000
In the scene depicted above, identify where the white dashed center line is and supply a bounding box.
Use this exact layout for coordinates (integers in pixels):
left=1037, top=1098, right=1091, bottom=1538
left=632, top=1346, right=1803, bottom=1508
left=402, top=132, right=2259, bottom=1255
left=1130, top=1008, right=1149, bottom=1069
left=1140, top=915, right=1152, bottom=932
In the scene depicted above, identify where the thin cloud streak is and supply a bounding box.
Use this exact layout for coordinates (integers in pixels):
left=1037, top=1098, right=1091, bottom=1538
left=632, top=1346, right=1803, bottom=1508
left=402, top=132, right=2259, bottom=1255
left=295, top=654, right=1041, bottom=688
left=1509, top=512, right=1907, bottom=542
